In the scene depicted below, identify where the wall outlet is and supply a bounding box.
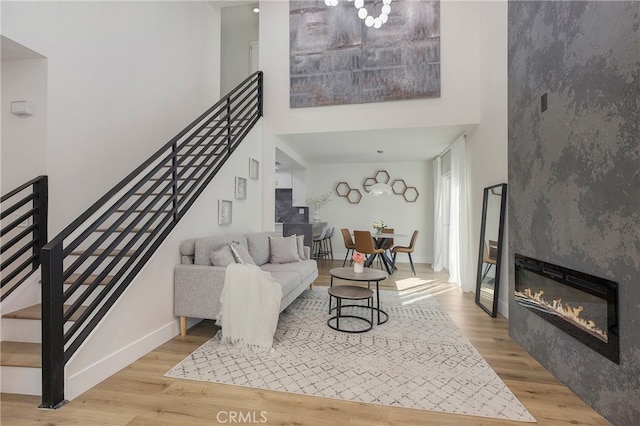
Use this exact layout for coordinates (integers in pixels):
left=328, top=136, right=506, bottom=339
left=298, top=208, right=304, bottom=214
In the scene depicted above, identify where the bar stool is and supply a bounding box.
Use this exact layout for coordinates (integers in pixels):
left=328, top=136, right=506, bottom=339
left=323, top=227, right=335, bottom=262
left=312, top=227, right=329, bottom=264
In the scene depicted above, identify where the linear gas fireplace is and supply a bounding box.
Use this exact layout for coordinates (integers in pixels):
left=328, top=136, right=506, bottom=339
left=514, top=254, right=619, bottom=364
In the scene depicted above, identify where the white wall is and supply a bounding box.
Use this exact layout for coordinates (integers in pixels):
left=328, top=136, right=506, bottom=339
left=1, top=1, right=221, bottom=234
left=221, top=3, right=259, bottom=94
left=259, top=0, right=480, bottom=136
left=1, top=56, right=47, bottom=193
left=66, top=121, right=264, bottom=400
left=258, top=0, right=484, bottom=229
left=466, top=1, right=509, bottom=316
left=309, top=161, right=433, bottom=264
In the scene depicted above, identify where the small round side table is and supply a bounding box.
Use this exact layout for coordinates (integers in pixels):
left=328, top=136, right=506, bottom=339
left=329, top=267, right=389, bottom=325
left=327, top=285, right=374, bottom=333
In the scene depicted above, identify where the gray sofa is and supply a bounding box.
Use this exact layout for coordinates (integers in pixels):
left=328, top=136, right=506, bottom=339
left=174, top=231, right=318, bottom=336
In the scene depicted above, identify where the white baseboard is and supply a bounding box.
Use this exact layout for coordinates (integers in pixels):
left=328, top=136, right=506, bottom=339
left=497, top=298, right=509, bottom=318
left=65, top=319, right=179, bottom=400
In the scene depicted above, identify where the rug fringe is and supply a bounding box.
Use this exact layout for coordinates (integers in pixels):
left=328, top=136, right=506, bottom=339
left=220, top=335, right=275, bottom=354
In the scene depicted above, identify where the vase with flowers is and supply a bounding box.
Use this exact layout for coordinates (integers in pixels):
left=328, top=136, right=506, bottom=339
left=307, top=192, right=332, bottom=223
left=352, top=251, right=366, bottom=273
left=372, top=220, right=387, bottom=235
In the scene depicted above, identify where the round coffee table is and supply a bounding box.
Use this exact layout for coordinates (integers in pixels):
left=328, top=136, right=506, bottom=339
left=327, top=285, right=374, bottom=333
left=329, top=267, right=388, bottom=325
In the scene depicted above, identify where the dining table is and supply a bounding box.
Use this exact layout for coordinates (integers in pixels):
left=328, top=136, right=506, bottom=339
left=359, top=232, right=408, bottom=275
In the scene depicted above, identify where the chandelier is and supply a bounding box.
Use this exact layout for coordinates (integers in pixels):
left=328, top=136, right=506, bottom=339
left=324, top=0, right=393, bottom=29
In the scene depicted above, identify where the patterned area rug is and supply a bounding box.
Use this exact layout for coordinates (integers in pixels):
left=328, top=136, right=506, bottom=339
left=166, top=288, right=535, bottom=422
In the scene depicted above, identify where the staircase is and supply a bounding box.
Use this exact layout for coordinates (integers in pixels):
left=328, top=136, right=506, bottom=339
left=0, top=72, right=262, bottom=408
left=1, top=175, right=48, bottom=395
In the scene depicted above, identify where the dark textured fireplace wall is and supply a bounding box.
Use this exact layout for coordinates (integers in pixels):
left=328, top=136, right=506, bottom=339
left=507, top=2, right=639, bottom=424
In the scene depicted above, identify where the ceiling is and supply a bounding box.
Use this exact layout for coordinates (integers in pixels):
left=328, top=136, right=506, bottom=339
left=276, top=124, right=475, bottom=168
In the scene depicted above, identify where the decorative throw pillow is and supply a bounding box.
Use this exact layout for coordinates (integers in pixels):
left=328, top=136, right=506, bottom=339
left=211, top=244, right=237, bottom=267
left=296, top=235, right=308, bottom=260
left=269, top=235, right=301, bottom=264
left=230, top=241, right=256, bottom=265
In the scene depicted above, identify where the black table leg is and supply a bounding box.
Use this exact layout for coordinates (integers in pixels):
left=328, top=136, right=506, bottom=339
left=375, top=280, right=388, bottom=325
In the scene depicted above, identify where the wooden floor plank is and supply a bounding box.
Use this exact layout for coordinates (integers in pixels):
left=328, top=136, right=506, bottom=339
left=0, top=261, right=610, bottom=425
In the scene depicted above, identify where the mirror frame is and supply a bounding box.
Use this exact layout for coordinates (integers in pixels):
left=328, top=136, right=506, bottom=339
left=475, top=183, right=507, bottom=317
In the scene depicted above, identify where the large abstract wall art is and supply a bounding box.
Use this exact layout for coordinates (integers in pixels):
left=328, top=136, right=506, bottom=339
left=290, top=0, right=440, bottom=108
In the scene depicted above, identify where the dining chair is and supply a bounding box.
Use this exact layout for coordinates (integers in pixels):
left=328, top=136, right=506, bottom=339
left=340, top=228, right=356, bottom=266
left=481, top=240, right=498, bottom=280
left=380, top=228, right=394, bottom=258
left=391, top=230, right=419, bottom=275
left=354, top=230, right=387, bottom=273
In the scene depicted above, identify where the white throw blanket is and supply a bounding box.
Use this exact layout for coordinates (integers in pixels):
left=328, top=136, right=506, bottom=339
left=216, top=263, right=282, bottom=353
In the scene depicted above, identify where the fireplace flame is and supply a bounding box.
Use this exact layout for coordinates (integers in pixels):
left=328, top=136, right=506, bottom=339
left=516, top=288, right=608, bottom=342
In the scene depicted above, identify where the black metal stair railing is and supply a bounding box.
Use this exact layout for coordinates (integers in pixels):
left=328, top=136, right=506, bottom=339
left=0, top=176, right=48, bottom=301
left=40, top=71, right=263, bottom=409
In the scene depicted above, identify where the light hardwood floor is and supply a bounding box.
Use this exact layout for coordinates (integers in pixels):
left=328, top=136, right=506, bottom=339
left=1, top=261, right=610, bottom=425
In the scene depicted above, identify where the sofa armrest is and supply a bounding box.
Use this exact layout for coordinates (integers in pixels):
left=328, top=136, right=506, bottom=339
left=174, top=264, right=226, bottom=320
left=304, top=246, right=311, bottom=259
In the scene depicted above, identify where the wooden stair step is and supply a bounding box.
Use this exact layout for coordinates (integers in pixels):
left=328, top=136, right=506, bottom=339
left=115, top=209, right=171, bottom=214
left=65, top=273, right=112, bottom=286
left=70, top=248, right=136, bottom=257
left=178, top=153, right=216, bottom=157
left=161, top=164, right=201, bottom=168
left=184, top=141, right=224, bottom=146
left=0, top=341, right=41, bottom=368
left=95, top=227, right=153, bottom=233
left=2, top=304, right=86, bottom=322
left=149, top=177, right=188, bottom=181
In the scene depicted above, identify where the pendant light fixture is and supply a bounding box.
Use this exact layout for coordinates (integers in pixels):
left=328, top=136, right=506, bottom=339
left=369, top=150, right=393, bottom=196
left=324, top=0, right=393, bottom=29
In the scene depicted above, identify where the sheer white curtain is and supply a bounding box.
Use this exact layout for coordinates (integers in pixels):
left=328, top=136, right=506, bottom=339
left=432, top=157, right=445, bottom=271
left=448, top=136, right=473, bottom=291
left=432, top=136, right=472, bottom=291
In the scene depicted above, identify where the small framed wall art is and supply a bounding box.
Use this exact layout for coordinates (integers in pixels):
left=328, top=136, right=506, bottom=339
left=235, top=176, right=247, bottom=200
left=249, top=158, right=259, bottom=180
left=218, top=200, right=232, bottom=225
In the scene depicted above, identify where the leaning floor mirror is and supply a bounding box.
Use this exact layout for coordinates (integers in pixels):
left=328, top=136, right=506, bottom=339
left=475, top=183, right=507, bottom=317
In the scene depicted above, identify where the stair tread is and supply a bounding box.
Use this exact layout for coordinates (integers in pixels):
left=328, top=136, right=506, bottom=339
left=115, top=209, right=171, bottom=213
left=185, top=142, right=224, bottom=146
left=95, top=227, right=153, bottom=233
left=2, top=304, right=86, bottom=321
left=65, top=273, right=111, bottom=286
left=0, top=341, right=41, bottom=368
left=70, top=248, right=136, bottom=257
left=133, top=192, right=174, bottom=196
left=149, top=177, right=188, bottom=181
